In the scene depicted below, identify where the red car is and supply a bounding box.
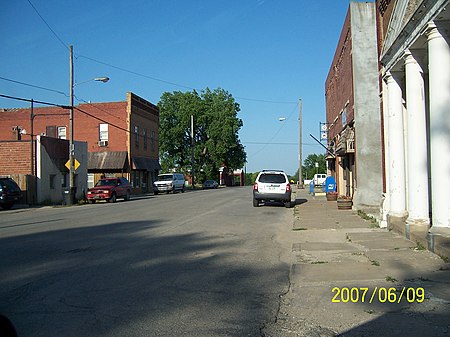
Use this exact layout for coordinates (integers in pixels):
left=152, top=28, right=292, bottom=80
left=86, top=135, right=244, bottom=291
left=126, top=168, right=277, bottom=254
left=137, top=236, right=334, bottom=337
left=87, top=177, right=131, bottom=203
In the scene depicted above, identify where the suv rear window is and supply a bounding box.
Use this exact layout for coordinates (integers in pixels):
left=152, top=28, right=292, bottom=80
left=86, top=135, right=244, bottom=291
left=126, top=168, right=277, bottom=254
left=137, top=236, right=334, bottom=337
left=259, top=174, right=287, bottom=184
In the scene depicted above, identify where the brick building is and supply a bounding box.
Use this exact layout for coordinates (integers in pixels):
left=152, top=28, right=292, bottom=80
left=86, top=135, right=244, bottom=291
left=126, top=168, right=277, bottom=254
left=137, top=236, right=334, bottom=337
left=325, top=1, right=383, bottom=214
left=0, top=92, right=160, bottom=200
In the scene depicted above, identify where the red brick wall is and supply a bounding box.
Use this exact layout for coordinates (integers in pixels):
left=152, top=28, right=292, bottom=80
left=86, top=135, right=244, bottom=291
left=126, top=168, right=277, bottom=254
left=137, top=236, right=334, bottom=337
left=127, top=92, right=159, bottom=161
left=325, top=6, right=355, bottom=141
left=0, top=94, right=160, bottom=175
left=376, top=0, right=395, bottom=42
left=0, top=141, right=32, bottom=175
left=0, top=102, right=129, bottom=152
left=74, top=102, right=128, bottom=153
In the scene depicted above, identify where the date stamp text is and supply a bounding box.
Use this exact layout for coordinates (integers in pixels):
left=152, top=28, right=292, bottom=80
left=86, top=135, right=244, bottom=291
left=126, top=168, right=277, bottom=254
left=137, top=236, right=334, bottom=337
left=331, top=287, right=425, bottom=304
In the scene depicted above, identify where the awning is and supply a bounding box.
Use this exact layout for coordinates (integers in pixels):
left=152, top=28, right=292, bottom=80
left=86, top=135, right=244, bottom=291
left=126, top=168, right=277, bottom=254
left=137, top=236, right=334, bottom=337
left=131, top=157, right=161, bottom=171
left=88, top=151, right=129, bottom=171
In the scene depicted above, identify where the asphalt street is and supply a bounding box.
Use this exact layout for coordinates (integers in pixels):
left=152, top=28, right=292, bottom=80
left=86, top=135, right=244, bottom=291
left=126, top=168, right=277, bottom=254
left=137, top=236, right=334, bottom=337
left=0, top=187, right=294, bottom=337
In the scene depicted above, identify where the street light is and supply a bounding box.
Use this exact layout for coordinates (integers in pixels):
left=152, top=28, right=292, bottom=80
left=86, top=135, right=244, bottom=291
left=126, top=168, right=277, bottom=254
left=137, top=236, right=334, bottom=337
left=68, top=45, right=109, bottom=205
left=75, top=77, right=110, bottom=86
left=299, top=98, right=303, bottom=189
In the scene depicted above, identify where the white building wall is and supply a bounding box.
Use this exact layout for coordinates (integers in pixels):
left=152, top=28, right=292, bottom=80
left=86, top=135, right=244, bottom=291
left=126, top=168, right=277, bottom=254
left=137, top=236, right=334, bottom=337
left=351, top=1, right=384, bottom=212
left=380, top=1, right=450, bottom=239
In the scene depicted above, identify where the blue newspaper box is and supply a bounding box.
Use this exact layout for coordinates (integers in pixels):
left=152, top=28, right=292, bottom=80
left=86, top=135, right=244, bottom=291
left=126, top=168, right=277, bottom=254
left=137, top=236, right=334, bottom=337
left=309, top=180, right=315, bottom=194
left=324, top=176, right=336, bottom=193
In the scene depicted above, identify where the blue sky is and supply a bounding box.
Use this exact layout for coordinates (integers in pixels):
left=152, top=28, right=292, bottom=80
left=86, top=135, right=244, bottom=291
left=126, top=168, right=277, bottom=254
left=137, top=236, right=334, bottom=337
left=0, top=0, right=353, bottom=176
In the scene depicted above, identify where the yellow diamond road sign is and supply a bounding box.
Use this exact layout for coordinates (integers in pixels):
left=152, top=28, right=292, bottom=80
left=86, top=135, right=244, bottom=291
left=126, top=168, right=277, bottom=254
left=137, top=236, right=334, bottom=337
left=65, top=159, right=81, bottom=171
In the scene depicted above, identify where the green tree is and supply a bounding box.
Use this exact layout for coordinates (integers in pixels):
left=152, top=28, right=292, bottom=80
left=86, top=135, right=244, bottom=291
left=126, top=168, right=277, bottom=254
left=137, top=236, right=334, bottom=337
left=293, top=153, right=327, bottom=181
left=158, top=88, right=246, bottom=181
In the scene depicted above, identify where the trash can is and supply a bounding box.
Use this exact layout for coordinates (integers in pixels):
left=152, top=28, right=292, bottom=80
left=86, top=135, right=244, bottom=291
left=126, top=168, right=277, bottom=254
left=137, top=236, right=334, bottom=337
left=62, top=187, right=71, bottom=205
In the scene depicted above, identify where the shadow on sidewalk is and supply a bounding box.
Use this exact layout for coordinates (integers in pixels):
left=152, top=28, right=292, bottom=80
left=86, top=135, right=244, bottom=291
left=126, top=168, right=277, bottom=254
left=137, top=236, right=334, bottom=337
left=292, top=198, right=308, bottom=206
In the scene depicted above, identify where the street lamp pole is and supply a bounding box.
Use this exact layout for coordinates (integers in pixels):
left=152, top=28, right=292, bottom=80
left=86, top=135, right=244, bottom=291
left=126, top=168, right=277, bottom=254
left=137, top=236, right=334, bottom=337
left=69, top=45, right=75, bottom=205
left=298, top=98, right=303, bottom=189
left=68, top=44, right=109, bottom=205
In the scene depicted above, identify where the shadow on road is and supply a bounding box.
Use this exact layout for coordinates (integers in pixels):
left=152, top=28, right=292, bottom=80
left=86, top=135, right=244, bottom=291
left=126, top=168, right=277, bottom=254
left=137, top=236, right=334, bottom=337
left=0, top=218, right=289, bottom=336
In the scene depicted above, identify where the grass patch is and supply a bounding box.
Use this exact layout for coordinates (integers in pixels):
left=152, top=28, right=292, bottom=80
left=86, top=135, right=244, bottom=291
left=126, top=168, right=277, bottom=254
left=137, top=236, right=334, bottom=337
left=439, top=255, right=449, bottom=263
left=357, top=210, right=380, bottom=228
left=386, top=276, right=397, bottom=282
left=292, top=227, right=308, bottom=231
left=311, top=261, right=328, bottom=264
left=371, top=260, right=380, bottom=266
left=415, top=241, right=426, bottom=251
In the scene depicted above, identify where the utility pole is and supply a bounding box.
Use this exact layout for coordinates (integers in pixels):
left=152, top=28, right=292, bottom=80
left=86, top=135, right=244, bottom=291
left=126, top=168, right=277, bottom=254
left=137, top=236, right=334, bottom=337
left=69, top=45, right=75, bottom=205
left=298, top=98, right=303, bottom=188
left=191, top=115, right=195, bottom=189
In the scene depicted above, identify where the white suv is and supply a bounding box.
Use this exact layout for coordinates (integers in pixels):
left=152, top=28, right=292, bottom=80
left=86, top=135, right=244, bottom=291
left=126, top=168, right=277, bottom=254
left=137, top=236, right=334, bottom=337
left=253, top=170, right=292, bottom=208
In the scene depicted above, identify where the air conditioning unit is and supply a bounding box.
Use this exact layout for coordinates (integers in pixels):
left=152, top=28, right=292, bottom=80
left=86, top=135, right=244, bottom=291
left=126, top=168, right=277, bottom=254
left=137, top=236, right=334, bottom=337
left=98, top=140, right=108, bottom=147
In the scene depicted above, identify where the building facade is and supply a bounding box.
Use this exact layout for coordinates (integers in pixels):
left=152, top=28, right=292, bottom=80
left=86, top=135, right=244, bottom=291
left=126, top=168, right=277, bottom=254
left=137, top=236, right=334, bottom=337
left=0, top=92, right=160, bottom=200
left=377, top=0, right=450, bottom=252
left=325, top=1, right=383, bottom=215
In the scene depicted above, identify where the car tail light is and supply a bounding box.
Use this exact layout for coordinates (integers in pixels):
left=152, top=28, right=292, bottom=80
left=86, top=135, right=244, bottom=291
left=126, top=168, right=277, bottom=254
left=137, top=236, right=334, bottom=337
left=253, top=182, right=258, bottom=191
left=286, top=183, right=291, bottom=192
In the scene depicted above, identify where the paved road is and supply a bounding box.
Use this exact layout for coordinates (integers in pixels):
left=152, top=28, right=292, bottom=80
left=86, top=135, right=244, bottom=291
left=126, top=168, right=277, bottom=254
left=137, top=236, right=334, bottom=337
left=0, top=187, right=293, bottom=337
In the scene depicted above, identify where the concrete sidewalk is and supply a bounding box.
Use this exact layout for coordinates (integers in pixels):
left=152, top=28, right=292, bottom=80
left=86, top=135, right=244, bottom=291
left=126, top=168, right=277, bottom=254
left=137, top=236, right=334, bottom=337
left=264, top=188, right=450, bottom=337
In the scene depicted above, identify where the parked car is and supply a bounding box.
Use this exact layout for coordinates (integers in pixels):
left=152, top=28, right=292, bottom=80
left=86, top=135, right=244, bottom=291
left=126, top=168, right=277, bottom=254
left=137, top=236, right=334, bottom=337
left=202, top=180, right=219, bottom=189
left=153, top=173, right=185, bottom=194
left=87, top=177, right=131, bottom=203
left=253, top=170, right=291, bottom=208
left=0, top=177, right=22, bottom=210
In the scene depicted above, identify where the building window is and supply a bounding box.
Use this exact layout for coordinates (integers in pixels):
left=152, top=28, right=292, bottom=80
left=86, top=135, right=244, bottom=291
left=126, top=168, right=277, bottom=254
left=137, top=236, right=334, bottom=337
left=99, top=123, right=109, bottom=141
left=132, top=171, right=140, bottom=188
left=341, top=108, right=347, bottom=127
left=134, top=126, right=139, bottom=147
left=87, top=174, right=95, bottom=189
left=50, top=174, right=56, bottom=189
left=143, top=128, right=148, bottom=150
left=151, top=131, right=156, bottom=152
left=57, top=127, right=66, bottom=139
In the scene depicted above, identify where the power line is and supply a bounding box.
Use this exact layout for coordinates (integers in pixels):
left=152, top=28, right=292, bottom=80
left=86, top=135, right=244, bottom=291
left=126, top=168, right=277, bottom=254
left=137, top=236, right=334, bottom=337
left=0, top=93, right=154, bottom=141
left=1, top=76, right=125, bottom=124
left=0, top=93, right=69, bottom=108
left=77, top=54, right=196, bottom=91
left=243, top=141, right=319, bottom=146
left=24, top=1, right=298, bottom=105
left=246, top=101, right=299, bottom=159
left=0, top=76, right=67, bottom=96
left=74, top=95, right=127, bottom=124
left=26, top=0, right=68, bottom=51
left=234, top=96, right=297, bottom=104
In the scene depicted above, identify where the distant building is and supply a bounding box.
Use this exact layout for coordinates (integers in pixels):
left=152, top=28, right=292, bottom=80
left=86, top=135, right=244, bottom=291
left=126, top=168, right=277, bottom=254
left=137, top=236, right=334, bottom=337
left=0, top=92, right=160, bottom=203
left=325, top=1, right=383, bottom=215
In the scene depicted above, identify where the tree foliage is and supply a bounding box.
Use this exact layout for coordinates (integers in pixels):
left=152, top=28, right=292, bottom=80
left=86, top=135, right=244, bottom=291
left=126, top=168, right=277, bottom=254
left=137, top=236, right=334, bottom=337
left=293, top=153, right=327, bottom=181
left=158, top=88, right=246, bottom=181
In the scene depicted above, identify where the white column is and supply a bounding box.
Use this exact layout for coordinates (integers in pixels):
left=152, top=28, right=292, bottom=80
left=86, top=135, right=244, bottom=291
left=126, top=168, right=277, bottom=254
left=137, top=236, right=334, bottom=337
left=380, top=75, right=390, bottom=228
left=404, top=50, right=430, bottom=226
left=385, top=71, right=407, bottom=217
left=427, top=22, right=450, bottom=228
